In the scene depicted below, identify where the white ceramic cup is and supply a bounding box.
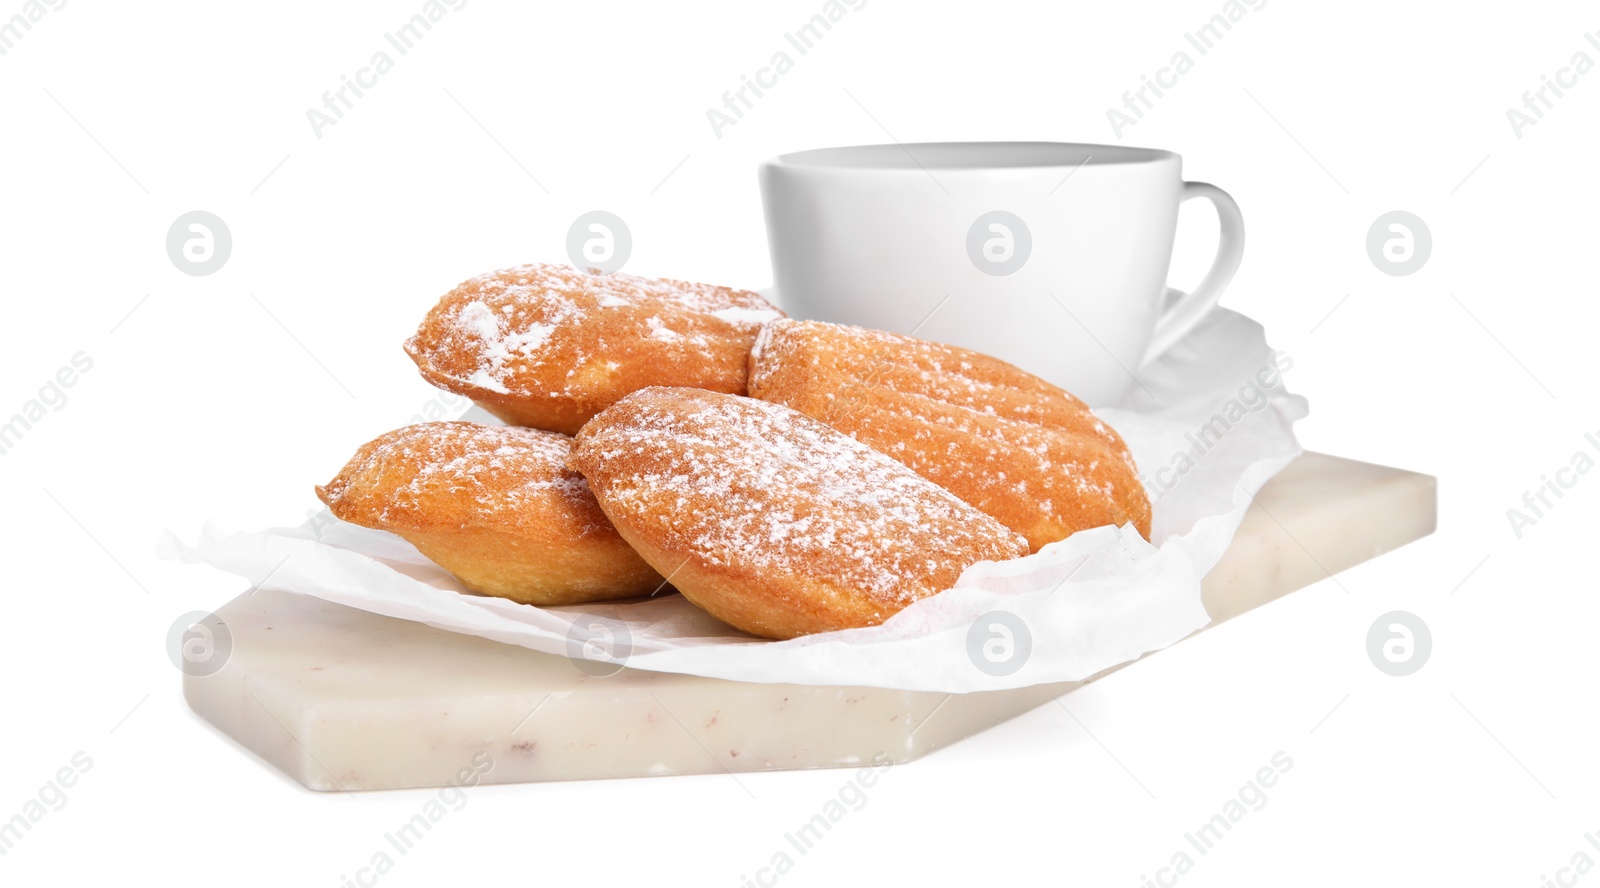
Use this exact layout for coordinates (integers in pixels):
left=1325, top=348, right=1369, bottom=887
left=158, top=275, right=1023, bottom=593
left=758, top=141, right=1244, bottom=405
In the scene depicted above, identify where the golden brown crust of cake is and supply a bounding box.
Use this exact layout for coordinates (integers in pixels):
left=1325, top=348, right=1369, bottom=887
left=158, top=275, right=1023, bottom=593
left=747, top=319, right=1152, bottom=551
left=569, top=387, right=1029, bottom=640
left=404, top=263, right=784, bottom=434
left=316, top=421, right=662, bottom=605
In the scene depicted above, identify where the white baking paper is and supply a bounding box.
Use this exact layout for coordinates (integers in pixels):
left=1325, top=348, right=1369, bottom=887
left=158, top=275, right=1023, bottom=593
left=158, top=307, right=1306, bottom=693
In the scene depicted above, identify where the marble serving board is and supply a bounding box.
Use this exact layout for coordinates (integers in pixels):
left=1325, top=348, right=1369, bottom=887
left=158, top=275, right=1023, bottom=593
left=185, top=453, right=1436, bottom=791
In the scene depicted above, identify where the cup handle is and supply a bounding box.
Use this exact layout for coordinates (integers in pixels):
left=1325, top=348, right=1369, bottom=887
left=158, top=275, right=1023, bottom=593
left=1140, top=181, right=1245, bottom=366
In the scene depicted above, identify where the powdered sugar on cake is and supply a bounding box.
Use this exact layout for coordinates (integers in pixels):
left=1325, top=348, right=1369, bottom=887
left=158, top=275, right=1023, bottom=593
left=746, top=319, right=1151, bottom=548
left=406, top=264, right=782, bottom=397
left=573, top=389, right=1026, bottom=605
left=319, top=422, right=599, bottom=531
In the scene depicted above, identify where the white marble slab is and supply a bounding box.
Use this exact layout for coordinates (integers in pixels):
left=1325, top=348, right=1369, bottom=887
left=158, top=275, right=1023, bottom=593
left=184, top=452, right=1436, bottom=791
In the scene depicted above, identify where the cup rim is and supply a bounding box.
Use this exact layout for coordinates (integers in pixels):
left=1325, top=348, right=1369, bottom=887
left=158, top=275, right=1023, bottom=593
left=762, top=141, right=1179, bottom=173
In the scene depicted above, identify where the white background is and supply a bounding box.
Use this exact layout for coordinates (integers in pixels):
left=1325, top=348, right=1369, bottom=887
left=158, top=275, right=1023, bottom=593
left=2, top=0, right=1597, bottom=884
